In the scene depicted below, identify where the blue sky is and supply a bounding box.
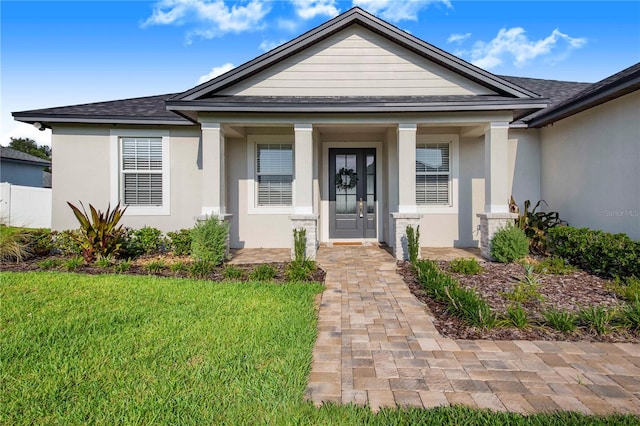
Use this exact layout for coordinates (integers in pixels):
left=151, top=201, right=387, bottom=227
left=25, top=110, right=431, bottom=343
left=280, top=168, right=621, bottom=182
left=2, top=0, right=639, bottom=147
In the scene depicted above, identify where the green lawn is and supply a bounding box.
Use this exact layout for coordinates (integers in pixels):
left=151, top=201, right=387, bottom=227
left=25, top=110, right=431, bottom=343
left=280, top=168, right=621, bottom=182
left=1, top=272, right=637, bottom=425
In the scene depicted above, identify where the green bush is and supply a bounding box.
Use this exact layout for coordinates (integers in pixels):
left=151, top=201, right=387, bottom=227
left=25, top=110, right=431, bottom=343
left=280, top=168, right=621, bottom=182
left=38, top=258, right=62, bottom=270
left=169, top=261, right=189, bottom=275
left=548, top=226, right=639, bottom=278
left=64, top=256, right=84, bottom=271
left=413, top=259, right=496, bottom=329
left=406, top=225, right=420, bottom=263
left=490, top=225, right=529, bottom=263
left=449, top=257, right=483, bottom=275
left=191, top=217, right=229, bottom=266
left=608, top=277, right=640, bottom=302
left=532, top=256, right=576, bottom=275
left=126, top=227, right=164, bottom=256
left=52, top=230, right=82, bottom=256
left=94, top=255, right=113, bottom=269
left=114, top=260, right=131, bottom=274
left=249, top=264, right=277, bottom=282
left=167, top=229, right=192, bottom=256
left=24, top=228, right=53, bottom=257
left=146, top=260, right=165, bottom=274
left=190, top=260, right=214, bottom=279
left=222, top=265, right=244, bottom=281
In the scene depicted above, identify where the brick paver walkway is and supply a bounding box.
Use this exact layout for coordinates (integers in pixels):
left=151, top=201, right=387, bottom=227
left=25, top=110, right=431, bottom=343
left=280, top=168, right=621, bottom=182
left=307, top=245, right=640, bottom=415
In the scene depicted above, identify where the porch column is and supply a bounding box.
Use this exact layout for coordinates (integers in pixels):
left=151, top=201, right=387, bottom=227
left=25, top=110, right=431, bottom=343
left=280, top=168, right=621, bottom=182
left=291, top=123, right=318, bottom=259
left=201, top=122, right=226, bottom=216
left=392, top=123, right=422, bottom=261
left=477, top=122, right=517, bottom=259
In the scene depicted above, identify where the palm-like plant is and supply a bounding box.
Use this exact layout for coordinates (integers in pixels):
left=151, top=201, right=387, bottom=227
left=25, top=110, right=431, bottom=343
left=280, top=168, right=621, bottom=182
left=67, top=201, right=127, bottom=263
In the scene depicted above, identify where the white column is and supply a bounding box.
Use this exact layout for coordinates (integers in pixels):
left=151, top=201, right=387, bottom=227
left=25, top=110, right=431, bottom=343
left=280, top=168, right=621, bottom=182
left=397, top=123, right=417, bottom=213
left=484, top=121, right=510, bottom=213
left=294, top=123, right=313, bottom=214
left=201, top=122, right=225, bottom=216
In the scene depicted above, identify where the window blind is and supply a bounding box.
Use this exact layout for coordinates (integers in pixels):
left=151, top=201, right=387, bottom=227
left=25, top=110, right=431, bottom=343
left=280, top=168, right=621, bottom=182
left=416, top=143, right=450, bottom=205
left=256, top=144, right=293, bottom=206
left=121, top=137, right=163, bottom=206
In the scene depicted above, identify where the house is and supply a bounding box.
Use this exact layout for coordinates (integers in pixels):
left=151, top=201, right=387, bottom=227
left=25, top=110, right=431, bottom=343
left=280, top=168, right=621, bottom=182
left=0, top=146, right=51, bottom=188
left=12, top=8, right=640, bottom=259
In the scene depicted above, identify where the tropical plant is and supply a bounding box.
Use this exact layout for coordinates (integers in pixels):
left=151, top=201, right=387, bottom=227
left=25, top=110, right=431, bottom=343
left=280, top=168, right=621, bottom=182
left=511, top=197, right=566, bottom=255
left=67, top=201, right=127, bottom=263
left=490, top=225, right=529, bottom=263
left=406, top=224, right=420, bottom=263
left=191, top=216, right=229, bottom=266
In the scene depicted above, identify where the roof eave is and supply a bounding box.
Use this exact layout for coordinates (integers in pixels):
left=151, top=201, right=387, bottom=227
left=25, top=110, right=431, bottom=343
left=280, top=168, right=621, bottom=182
left=12, top=114, right=194, bottom=127
left=529, top=73, right=640, bottom=127
left=0, top=157, right=51, bottom=166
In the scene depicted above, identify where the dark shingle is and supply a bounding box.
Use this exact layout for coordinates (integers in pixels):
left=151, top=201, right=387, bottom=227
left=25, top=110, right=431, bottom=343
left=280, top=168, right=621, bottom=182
left=0, top=146, right=51, bottom=166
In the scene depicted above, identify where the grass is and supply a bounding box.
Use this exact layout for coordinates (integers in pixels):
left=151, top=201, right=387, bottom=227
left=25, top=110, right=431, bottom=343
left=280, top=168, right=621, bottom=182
left=1, top=272, right=637, bottom=425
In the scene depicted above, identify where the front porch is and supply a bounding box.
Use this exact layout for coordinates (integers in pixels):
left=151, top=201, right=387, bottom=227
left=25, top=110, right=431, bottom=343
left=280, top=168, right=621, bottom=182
left=199, top=115, right=519, bottom=261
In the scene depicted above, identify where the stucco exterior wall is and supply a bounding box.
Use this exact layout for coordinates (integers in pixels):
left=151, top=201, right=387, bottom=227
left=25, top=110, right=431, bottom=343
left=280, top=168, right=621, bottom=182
left=51, top=125, right=202, bottom=232
left=540, top=91, right=640, bottom=240
left=0, top=160, right=47, bottom=187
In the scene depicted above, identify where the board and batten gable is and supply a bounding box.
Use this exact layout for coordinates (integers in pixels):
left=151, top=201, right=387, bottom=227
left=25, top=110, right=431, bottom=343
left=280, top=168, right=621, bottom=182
left=218, top=25, right=497, bottom=97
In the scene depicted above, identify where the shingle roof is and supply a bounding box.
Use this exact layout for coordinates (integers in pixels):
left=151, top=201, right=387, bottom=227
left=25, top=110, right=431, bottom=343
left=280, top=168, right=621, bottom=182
left=12, top=93, right=191, bottom=126
left=528, top=62, right=640, bottom=127
left=0, top=146, right=51, bottom=166
left=498, top=75, right=591, bottom=122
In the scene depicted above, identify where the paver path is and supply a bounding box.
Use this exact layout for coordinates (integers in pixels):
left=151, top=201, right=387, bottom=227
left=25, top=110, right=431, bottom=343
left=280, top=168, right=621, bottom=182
left=307, top=245, right=640, bottom=415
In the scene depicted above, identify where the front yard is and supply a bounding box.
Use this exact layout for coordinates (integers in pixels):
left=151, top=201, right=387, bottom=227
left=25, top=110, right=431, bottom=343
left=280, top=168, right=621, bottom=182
left=2, top=272, right=637, bottom=424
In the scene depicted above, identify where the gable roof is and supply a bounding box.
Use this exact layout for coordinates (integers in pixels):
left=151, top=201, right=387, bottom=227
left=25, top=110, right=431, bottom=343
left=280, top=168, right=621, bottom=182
left=0, top=146, right=51, bottom=166
left=528, top=62, right=640, bottom=127
left=172, top=7, right=540, bottom=102
left=12, top=93, right=191, bottom=127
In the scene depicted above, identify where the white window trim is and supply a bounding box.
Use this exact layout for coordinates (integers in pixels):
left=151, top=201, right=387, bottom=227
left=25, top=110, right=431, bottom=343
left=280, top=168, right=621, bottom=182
left=416, top=134, right=459, bottom=214
left=110, top=129, right=170, bottom=216
left=247, top=135, right=295, bottom=215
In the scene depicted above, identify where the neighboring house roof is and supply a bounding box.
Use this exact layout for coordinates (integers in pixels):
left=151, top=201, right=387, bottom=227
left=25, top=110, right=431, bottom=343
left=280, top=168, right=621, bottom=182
left=0, top=146, right=51, bottom=166
left=12, top=93, right=191, bottom=126
left=528, top=62, right=640, bottom=127
left=172, top=8, right=540, bottom=102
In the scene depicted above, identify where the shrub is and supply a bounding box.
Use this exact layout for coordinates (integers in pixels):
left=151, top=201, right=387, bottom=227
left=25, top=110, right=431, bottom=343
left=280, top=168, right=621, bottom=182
left=532, top=256, right=576, bottom=275
left=512, top=198, right=565, bottom=254
left=449, top=257, right=483, bottom=275
left=67, top=202, right=127, bottom=263
left=620, top=299, right=640, bottom=331
left=126, top=227, right=164, bottom=256
left=490, top=225, right=529, bottom=263
left=413, top=259, right=496, bottom=329
left=24, top=228, right=53, bottom=257
left=286, top=261, right=315, bottom=282
left=548, top=226, right=639, bottom=279
left=608, top=277, right=640, bottom=302
left=167, top=229, right=192, bottom=256
left=191, top=216, right=229, bottom=266
left=578, top=306, right=615, bottom=335
left=543, top=309, right=577, bottom=333
left=169, top=261, right=189, bottom=275
left=406, top=225, right=420, bottom=263
left=52, top=230, right=82, bottom=256
left=113, top=260, right=131, bottom=274
left=222, top=265, right=244, bottom=281
left=190, top=260, right=214, bottom=279
left=249, top=264, right=277, bottom=282
left=64, top=256, right=84, bottom=271
left=146, top=260, right=165, bottom=274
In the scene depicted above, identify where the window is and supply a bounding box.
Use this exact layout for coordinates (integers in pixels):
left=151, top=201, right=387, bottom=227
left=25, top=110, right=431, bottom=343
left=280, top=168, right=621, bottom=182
left=110, top=130, right=170, bottom=215
left=416, top=143, right=450, bottom=206
left=121, top=137, right=163, bottom=206
left=256, top=143, right=293, bottom=206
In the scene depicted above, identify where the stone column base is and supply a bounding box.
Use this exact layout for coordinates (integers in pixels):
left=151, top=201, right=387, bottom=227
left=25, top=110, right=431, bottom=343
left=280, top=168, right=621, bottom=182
left=195, top=213, right=233, bottom=258
left=290, top=214, right=319, bottom=260
left=476, top=212, right=518, bottom=260
left=391, top=212, right=422, bottom=261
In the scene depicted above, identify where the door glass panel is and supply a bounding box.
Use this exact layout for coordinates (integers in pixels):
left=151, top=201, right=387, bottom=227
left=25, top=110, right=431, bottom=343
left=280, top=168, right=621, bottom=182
left=335, top=154, right=357, bottom=214
left=366, top=153, right=375, bottom=213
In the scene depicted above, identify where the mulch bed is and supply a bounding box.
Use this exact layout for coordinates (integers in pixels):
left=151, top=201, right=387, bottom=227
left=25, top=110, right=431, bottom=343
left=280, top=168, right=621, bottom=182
left=1, top=255, right=326, bottom=284
left=398, top=260, right=639, bottom=343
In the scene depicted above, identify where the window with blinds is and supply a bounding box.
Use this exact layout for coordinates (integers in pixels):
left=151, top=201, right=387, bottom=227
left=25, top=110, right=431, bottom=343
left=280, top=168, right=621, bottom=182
left=416, top=143, right=450, bottom=205
left=256, top=143, right=293, bottom=206
left=121, top=137, right=163, bottom=206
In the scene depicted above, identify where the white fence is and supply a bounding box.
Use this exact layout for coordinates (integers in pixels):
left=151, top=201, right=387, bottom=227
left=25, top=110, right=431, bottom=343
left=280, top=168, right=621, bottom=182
left=0, top=183, right=52, bottom=228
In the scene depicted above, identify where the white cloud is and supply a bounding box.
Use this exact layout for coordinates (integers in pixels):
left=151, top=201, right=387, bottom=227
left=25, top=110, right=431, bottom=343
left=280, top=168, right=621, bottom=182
left=291, top=0, right=340, bottom=20
left=197, top=63, right=235, bottom=84
left=467, top=27, right=587, bottom=70
left=278, top=18, right=299, bottom=32
left=352, top=0, right=451, bottom=22
left=1, top=122, right=52, bottom=148
left=447, top=32, right=471, bottom=44
left=143, top=0, right=270, bottom=41
left=259, top=39, right=286, bottom=52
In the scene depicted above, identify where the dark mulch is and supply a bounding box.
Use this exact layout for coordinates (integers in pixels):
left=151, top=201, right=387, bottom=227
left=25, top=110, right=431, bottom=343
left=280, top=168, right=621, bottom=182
left=399, top=260, right=639, bottom=343
left=1, top=255, right=326, bottom=284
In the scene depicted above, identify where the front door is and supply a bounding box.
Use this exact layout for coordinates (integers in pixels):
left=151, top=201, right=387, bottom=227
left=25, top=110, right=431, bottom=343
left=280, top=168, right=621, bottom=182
left=329, top=148, right=376, bottom=238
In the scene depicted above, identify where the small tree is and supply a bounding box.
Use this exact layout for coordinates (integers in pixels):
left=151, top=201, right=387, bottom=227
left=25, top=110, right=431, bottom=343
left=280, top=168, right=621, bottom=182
left=8, top=137, right=51, bottom=160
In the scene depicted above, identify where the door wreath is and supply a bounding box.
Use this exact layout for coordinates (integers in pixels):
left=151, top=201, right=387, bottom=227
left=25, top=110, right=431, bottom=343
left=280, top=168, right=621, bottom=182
left=336, top=167, right=358, bottom=191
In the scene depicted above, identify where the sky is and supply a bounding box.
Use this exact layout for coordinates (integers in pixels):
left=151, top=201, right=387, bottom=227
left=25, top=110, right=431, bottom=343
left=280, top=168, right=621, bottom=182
left=2, top=0, right=639, bottom=147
